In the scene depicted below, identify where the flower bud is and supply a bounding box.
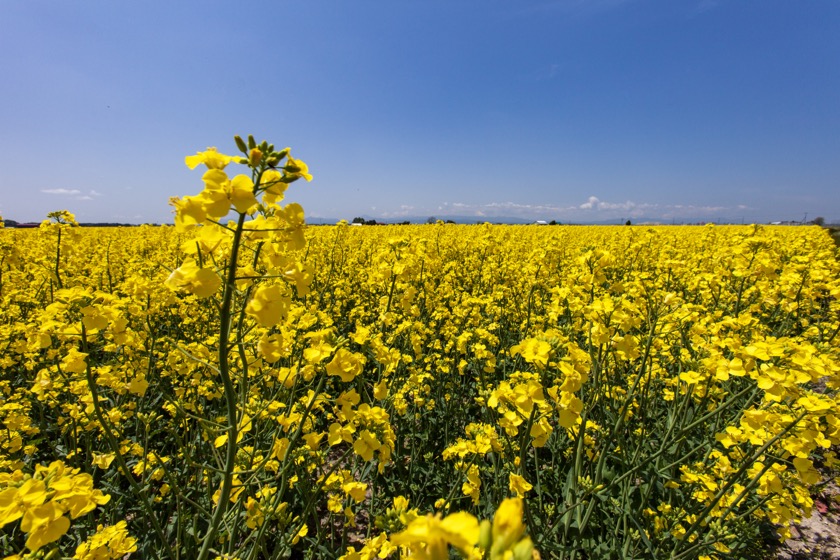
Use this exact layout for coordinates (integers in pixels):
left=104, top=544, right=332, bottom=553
left=491, top=498, right=526, bottom=559
left=512, top=537, right=534, bottom=560
left=276, top=147, right=290, bottom=160
left=249, top=148, right=263, bottom=166
left=234, top=135, right=248, bottom=154
left=478, top=519, right=492, bottom=551
left=248, top=135, right=256, bottom=150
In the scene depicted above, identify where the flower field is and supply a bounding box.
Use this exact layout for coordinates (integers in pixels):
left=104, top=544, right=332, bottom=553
left=1, top=140, right=839, bottom=560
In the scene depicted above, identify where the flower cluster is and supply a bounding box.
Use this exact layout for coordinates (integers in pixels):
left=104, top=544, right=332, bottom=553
left=1, top=138, right=838, bottom=559
left=0, top=461, right=110, bottom=553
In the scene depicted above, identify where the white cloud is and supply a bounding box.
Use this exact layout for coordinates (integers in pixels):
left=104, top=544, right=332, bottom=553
left=77, top=196, right=93, bottom=201
left=578, top=196, right=645, bottom=211
left=89, top=190, right=104, bottom=197
left=425, top=196, right=750, bottom=222
left=41, top=188, right=82, bottom=195
left=580, top=196, right=599, bottom=209
left=380, top=205, right=418, bottom=218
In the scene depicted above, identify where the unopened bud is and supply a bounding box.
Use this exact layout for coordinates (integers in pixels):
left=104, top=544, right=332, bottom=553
left=247, top=135, right=256, bottom=150
left=512, top=537, right=534, bottom=560
left=266, top=156, right=280, bottom=167
left=478, top=520, right=492, bottom=551
left=234, top=135, right=248, bottom=154
left=249, top=148, right=263, bottom=166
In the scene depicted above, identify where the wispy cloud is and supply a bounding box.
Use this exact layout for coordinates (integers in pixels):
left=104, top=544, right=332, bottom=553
left=380, top=205, right=416, bottom=218
left=579, top=196, right=649, bottom=211
left=41, top=188, right=82, bottom=195
left=421, top=196, right=747, bottom=222
left=693, top=0, right=720, bottom=15
left=535, top=63, right=560, bottom=81
left=40, top=188, right=104, bottom=202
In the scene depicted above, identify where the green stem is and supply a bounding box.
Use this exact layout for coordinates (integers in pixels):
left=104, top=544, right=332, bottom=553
left=197, top=210, right=248, bottom=560
left=54, top=227, right=63, bottom=288
left=81, top=326, right=173, bottom=560
left=669, top=410, right=807, bottom=558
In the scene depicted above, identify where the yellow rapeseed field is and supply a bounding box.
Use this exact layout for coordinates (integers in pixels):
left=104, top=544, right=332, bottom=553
left=1, top=139, right=839, bottom=560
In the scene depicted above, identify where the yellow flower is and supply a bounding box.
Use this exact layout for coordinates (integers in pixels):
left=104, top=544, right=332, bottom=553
left=490, top=498, right=526, bottom=559
left=197, top=169, right=232, bottom=218
left=185, top=147, right=239, bottom=170
left=261, top=169, right=289, bottom=205
left=511, top=338, right=552, bottom=369
left=61, top=348, right=89, bottom=374
left=164, top=261, right=222, bottom=298
left=169, top=195, right=207, bottom=231
left=353, top=430, right=381, bottom=462
left=199, top=169, right=258, bottom=216
left=228, top=174, right=259, bottom=214
left=303, top=340, right=335, bottom=365
left=391, top=511, right=480, bottom=560
left=246, top=284, right=291, bottom=327
left=258, top=333, right=288, bottom=363
left=91, top=453, right=115, bottom=470
left=509, top=474, right=533, bottom=497
left=326, top=349, right=365, bottom=382
left=328, top=423, right=355, bottom=446
left=342, top=481, right=367, bottom=503
left=0, top=487, right=24, bottom=527
left=74, top=521, right=137, bottom=559
left=293, top=522, right=308, bottom=544
left=20, top=502, right=70, bottom=551
left=284, top=155, right=313, bottom=182
left=214, top=414, right=252, bottom=448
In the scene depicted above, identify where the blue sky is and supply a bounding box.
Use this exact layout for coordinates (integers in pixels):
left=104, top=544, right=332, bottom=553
left=1, top=0, right=838, bottom=224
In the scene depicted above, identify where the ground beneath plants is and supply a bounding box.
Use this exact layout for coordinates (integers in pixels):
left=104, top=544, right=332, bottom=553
left=773, top=482, right=840, bottom=559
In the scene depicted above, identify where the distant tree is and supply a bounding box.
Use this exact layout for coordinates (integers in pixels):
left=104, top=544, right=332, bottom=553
left=351, top=217, right=365, bottom=224
left=549, top=220, right=557, bottom=226
left=445, top=219, right=456, bottom=224
left=426, top=216, right=437, bottom=224
left=365, top=219, right=377, bottom=226
left=3, top=219, right=18, bottom=227
left=625, top=220, right=632, bottom=226
left=399, top=220, right=411, bottom=225
left=813, top=216, right=825, bottom=226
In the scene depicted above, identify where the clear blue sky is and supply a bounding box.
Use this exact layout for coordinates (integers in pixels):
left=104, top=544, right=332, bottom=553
left=2, top=0, right=838, bottom=224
